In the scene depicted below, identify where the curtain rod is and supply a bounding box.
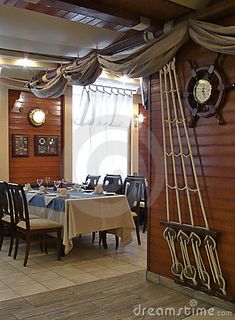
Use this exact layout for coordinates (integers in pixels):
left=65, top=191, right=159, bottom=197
left=87, top=83, right=137, bottom=96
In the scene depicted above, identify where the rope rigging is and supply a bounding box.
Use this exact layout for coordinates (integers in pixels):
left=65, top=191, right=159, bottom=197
left=159, top=58, right=226, bottom=296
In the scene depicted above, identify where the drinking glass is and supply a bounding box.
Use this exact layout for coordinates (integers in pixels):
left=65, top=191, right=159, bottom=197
left=36, top=178, right=43, bottom=189
left=54, top=180, right=61, bottom=194
left=62, top=178, right=68, bottom=189
left=45, top=176, right=51, bottom=190
left=82, top=181, right=88, bottom=190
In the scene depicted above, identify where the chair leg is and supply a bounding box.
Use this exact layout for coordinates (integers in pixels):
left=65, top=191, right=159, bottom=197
left=100, top=231, right=107, bottom=249
left=98, top=232, right=102, bottom=246
left=142, top=208, right=147, bottom=233
left=0, top=222, right=4, bottom=251
left=40, top=234, right=44, bottom=252
left=0, top=235, right=3, bottom=251
left=13, top=231, right=19, bottom=260
left=115, top=236, right=119, bottom=250
left=92, top=232, right=96, bottom=243
left=135, top=218, right=141, bottom=245
left=24, top=233, right=30, bottom=267
left=44, top=232, right=48, bottom=254
left=57, top=229, right=61, bottom=261
left=8, top=230, right=14, bottom=256
left=143, top=223, right=147, bottom=233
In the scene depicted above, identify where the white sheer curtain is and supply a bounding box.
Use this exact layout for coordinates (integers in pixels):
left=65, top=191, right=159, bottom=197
left=72, top=84, right=133, bottom=183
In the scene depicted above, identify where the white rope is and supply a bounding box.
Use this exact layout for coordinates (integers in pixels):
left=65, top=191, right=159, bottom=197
left=167, top=184, right=198, bottom=192
left=163, top=118, right=185, bottom=124
left=190, top=233, right=211, bottom=290
left=165, top=152, right=190, bottom=158
left=159, top=58, right=226, bottom=295
left=171, top=58, right=209, bottom=229
left=163, top=228, right=183, bottom=280
left=204, top=236, right=226, bottom=295
left=160, top=70, right=170, bottom=222
left=177, top=230, right=197, bottom=286
left=167, top=62, right=194, bottom=226
left=163, top=65, right=182, bottom=223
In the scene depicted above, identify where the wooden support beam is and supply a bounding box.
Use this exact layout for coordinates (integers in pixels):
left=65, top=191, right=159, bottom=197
left=192, top=0, right=235, bottom=21
left=39, top=0, right=150, bottom=29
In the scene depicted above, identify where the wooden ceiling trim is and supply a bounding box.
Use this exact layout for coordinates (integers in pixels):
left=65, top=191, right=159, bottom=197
left=39, top=0, right=142, bottom=27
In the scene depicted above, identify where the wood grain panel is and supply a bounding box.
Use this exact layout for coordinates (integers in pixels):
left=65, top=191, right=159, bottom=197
left=9, top=90, right=64, bottom=185
left=147, top=34, right=235, bottom=302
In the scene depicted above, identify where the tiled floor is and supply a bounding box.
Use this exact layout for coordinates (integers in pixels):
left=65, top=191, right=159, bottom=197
left=0, top=270, right=233, bottom=320
left=0, top=231, right=147, bottom=301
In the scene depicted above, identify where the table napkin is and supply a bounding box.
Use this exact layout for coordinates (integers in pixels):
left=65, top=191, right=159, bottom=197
left=44, top=195, right=57, bottom=207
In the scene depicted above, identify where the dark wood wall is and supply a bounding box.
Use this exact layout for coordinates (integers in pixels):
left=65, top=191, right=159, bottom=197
left=138, top=103, right=149, bottom=179
left=9, top=90, right=63, bottom=185
left=147, top=37, right=235, bottom=300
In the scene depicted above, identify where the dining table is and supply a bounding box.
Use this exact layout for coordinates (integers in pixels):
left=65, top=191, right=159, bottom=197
left=26, top=189, right=135, bottom=254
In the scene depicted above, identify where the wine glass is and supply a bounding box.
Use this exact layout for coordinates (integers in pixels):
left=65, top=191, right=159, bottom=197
left=45, top=176, right=51, bottom=190
left=36, top=178, right=43, bottom=189
left=54, top=180, right=61, bottom=194
left=62, top=178, right=68, bottom=189
left=82, top=181, right=88, bottom=190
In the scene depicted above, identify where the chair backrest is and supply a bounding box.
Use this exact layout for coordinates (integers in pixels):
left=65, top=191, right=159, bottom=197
left=7, top=183, right=30, bottom=230
left=85, top=175, right=101, bottom=190
left=0, top=181, right=14, bottom=224
left=102, top=174, right=123, bottom=194
left=124, top=178, right=143, bottom=212
left=124, top=176, right=147, bottom=203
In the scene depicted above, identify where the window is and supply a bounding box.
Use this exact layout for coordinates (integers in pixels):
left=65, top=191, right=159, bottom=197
left=72, top=83, right=133, bottom=183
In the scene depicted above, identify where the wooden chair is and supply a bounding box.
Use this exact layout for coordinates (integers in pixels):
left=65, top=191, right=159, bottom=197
left=123, top=177, right=143, bottom=245
left=0, top=181, right=15, bottom=256
left=85, top=175, right=101, bottom=190
left=126, top=175, right=148, bottom=233
left=7, top=182, right=62, bottom=267
left=102, top=174, right=123, bottom=194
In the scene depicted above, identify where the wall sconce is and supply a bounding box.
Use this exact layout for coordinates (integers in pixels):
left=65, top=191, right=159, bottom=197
left=134, top=113, right=145, bottom=128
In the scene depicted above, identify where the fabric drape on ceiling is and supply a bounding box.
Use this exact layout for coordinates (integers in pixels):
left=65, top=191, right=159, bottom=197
left=189, top=19, right=235, bottom=55
left=27, top=19, right=235, bottom=99
left=30, top=52, right=102, bottom=98
left=98, top=21, right=189, bottom=78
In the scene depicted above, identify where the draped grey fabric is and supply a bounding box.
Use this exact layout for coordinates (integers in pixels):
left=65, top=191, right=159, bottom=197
left=27, top=19, right=235, bottom=98
left=189, top=19, right=235, bottom=55
left=98, top=21, right=189, bottom=78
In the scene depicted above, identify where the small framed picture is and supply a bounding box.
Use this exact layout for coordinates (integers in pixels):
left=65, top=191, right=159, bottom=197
left=12, top=134, right=29, bottom=157
left=34, top=135, right=59, bottom=156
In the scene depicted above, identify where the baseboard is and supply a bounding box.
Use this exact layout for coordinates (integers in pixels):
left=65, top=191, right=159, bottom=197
left=146, top=271, right=235, bottom=313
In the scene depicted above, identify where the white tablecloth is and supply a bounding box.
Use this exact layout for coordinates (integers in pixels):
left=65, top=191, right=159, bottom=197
left=28, top=195, right=135, bottom=254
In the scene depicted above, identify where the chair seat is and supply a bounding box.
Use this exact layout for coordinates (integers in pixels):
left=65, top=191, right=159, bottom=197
left=131, top=211, right=137, bottom=217
left=2, top=215, right=11, bottom=223
left=29, top=214, right=40, bottom=219
left=17, top=219, right=62, bottom=230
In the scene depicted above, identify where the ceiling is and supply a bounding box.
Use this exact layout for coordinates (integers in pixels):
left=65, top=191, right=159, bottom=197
left=0, top=0, right=230, bottom=76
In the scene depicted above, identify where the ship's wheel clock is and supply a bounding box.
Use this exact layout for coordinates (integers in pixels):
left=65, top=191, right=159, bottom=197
left=183, top=55, right=227, bottom=127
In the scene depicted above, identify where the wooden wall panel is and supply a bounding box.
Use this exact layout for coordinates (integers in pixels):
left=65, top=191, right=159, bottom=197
left=138, top=103, right=149, bottom=178
left=9, top=90, right=63, bottom=185
left=148, top=37, right=235, bottom=301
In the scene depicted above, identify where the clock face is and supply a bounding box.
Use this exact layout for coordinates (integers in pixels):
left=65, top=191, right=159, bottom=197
left=193, top=79, right=212, bottom=104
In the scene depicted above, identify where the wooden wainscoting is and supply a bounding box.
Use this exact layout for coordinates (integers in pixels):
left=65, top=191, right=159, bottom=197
left=9, top=90, right=64, bottom=185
